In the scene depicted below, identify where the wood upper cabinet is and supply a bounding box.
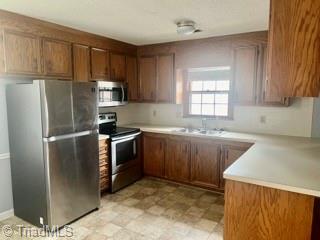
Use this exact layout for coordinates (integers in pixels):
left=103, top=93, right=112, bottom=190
left=110, top=52, right=126, bottom=82
left=233, top=45, right=259, bottom=105
left=126, top=56, right=139, bottom=101
left=220, top=143, right=251, bottom=188
left=165, top=136, right=191, bottom=182
left=267, top=0, right=320, bottom=97
left=259, top=44, right=289, bottom=106
left=2, top=30, right=42, bottom=75
left=139, top=56, right=157, bottom=101
left=43, top=38, right=72, bottom=78
left=143, top=133, right=165, bottom=177
left=73, top=44, right=90, bottom=82
left=91, top=48, right=110, bottom=80
left=157, top=54, right=174, bottom=103
left=190, top=139, right=221, bottom=189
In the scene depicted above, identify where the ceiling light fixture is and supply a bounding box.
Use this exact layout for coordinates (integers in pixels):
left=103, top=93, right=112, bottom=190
left=176, top=20, right=202, bottom=35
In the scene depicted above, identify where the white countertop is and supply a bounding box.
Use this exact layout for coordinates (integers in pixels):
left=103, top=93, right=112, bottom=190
left=123, top=123, right=320, bottom=197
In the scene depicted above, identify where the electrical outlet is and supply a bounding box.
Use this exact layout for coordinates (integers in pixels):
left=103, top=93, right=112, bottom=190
left=260, top=115, right=267, bottom=124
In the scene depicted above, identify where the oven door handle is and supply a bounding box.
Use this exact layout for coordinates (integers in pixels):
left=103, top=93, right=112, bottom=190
left=111, top=132, right=141, bottom=142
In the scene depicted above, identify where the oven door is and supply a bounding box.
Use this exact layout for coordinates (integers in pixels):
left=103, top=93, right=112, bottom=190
left=111, top=132, right=141, bottom=174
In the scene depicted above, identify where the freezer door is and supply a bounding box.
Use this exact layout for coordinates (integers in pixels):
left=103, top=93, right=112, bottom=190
left=72, top=82, right=98, bottom=132
left=43, top=132, right=100, bottom=227
left=40, top=80, right=74, bottom=137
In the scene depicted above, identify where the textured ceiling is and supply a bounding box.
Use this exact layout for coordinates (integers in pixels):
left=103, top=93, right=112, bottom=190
left=0, top=0, right=270, bottom=45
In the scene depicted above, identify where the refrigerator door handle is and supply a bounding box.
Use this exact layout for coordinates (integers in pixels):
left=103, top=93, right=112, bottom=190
left=43, top=129, right=98, bottom=142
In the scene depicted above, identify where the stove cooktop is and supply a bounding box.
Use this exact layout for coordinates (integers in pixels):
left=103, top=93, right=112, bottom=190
left=100, top=127, right=140, bottom=138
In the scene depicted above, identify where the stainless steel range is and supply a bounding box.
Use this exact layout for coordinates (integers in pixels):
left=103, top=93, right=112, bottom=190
left=98, top=112, right=142, bottom=192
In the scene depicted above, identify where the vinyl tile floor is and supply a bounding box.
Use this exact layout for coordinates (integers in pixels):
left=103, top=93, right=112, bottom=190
left=0, top=177, right=224, bottom=240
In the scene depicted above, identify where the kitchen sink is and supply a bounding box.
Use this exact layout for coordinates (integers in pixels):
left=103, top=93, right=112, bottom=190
left=173, top=128, right=224, bottom=136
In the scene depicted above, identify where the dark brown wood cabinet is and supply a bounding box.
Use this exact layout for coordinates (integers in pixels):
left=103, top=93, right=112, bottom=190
left=73, top=44, right=90, bottom=82
left=165, top=136, right=191, bottom=182
left=110, top=52, right=126, bottom=82
left=220, top=143, right=251, bottom=188
left=143, top=133, right=165, bottom=177
left=233, top=45, right=259, bottom=105
left=43, top=38, right=72, bottom=78
left=139, top=54, right=174, bottom=103
left=126, top=56, right=139, bottom=101
left=91, top=48, right=110, bottom=80
left=190, top=139, right=221, bottom=189
left=139, top=56, right=157, bottom=101
left=157, top=54, right=174, bottom=103
left=267, top=0, right=320, bottom=98
left=233, top=44, right=289, bottom=106
left=2, top=30, right=42, bottom=75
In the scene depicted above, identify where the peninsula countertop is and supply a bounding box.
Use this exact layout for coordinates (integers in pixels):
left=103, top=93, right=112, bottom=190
left=123, top=123, right=320, bottom=197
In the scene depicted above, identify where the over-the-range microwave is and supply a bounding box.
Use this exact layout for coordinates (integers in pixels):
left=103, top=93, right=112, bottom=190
left=98, top=81, right=128, bottom=107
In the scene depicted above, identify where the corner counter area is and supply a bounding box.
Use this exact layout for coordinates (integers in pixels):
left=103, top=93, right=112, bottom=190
left=124, top=123, right=320, bottom=240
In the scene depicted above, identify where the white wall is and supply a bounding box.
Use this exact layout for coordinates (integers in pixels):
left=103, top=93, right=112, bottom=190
left=111, top=98, right=314, bottom=137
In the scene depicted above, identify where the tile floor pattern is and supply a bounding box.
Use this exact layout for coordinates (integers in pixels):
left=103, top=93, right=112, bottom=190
left=0, top=177, right=224, bottom=240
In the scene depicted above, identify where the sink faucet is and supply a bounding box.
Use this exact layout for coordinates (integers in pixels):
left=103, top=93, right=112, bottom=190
left=201, top=118, right=208, bottom=131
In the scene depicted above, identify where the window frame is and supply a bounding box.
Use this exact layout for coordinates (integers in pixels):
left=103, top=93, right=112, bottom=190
left=182, top=68, right=234, bottom=120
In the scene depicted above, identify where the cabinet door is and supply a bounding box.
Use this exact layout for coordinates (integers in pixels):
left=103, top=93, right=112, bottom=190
left=3, top=30, right=42, bottom=75
left=91, top=48, right=110, bottom=80
left=220, top=144, right=250, bottom=188
left=165, top=137, right=190, bottom=182
left=259, top=44, right=289, bottom=106
left=191, top=140, right=221, bottom=189
left=126, top=56, right=139, bottom=101
left=157, top=54, right=174, bottom=103
left=143, top=134, right=165, bottom=177
left=139, top=56, right=157, bottom=102
left=233, top=46, right=259, bottom=105
left=43, top=38, right=72, bottom=78
left=267, top=0, right=320, bottom=97
left=110, top=52, right=126, bottom=82
left=73, top=44, right=90, bottom=82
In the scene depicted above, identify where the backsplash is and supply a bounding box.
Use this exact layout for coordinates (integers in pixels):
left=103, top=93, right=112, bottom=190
left=106, top=98, right=314, bottom=137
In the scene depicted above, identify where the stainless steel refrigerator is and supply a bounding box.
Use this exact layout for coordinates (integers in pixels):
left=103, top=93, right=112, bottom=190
left=6, top=80, right=100, bottom=228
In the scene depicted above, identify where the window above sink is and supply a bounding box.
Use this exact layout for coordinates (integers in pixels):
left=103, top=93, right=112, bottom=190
left=183, top=66, right=233, bottom=120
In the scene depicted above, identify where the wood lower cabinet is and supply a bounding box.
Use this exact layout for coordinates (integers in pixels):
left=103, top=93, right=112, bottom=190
left=139, top=56, right=157, bottom=101
left=73, top=44, right=90, bottom=82
left=2, top=30, right=42, bottom=75
left=165, top=136, right=191, bottom=182
left=220, top=143, right=252, bottom=188
left=224, top=180, right=316, bottom=240
left=99, top=139, right=109, bottom=192
left=157, top=54, right=174, bottom=103
left=110, top=52, right=126, bottom=82
left=43, top=38, right=72, bottom=78
left=142, top=132, right=252, bottom=191
left=190, top=139, right=221, bottom=189
left=126, top=56, right=139, bottom=101
left=91, top=48, right=110, bottom=80
left=143, top=133, right=165, bottom=177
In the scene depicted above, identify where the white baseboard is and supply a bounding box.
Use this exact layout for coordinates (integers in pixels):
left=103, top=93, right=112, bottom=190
left=0, top=209, right=14, bottom=221
left=0, top=153, right=10, bottom=161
